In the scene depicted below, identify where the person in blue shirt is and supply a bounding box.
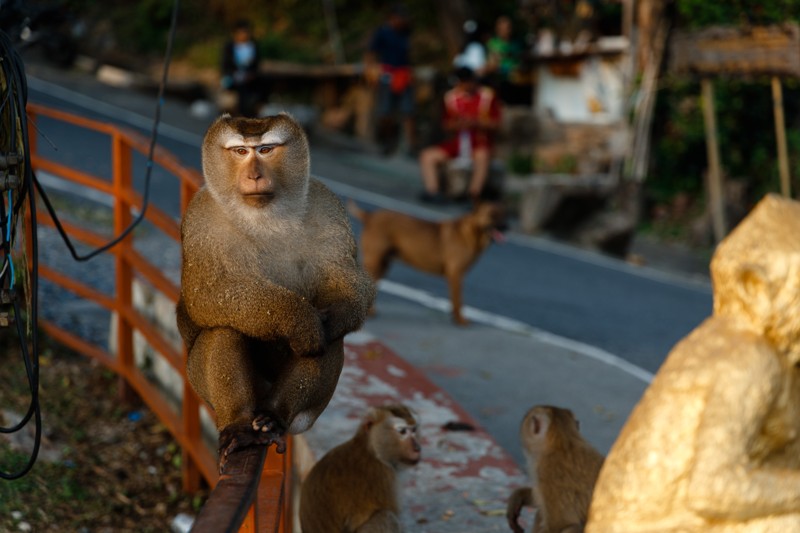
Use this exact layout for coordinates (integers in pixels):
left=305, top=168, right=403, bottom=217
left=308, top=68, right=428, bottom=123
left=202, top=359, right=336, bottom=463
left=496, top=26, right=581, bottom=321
left=365, top=4, right=416, bottom=155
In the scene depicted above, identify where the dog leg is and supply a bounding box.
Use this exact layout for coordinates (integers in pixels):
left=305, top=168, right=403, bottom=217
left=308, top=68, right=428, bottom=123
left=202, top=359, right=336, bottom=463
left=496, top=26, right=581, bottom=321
left=446, top=270, right=468, bottom=325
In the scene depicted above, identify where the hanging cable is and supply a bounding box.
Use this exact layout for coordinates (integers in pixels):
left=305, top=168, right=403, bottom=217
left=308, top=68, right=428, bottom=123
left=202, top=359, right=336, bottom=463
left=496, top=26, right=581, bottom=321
left=0, top=0, right=179, bottom=479
left=33, top=0, right=180, bottom=261
left=0, top=26, right=41, bottom=480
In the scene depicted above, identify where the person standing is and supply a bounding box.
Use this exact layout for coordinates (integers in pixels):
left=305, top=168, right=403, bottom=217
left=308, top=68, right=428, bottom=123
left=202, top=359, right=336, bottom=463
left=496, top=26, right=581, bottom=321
left=365, top=4, right=416, bottom=155
left=486, top=15, right=522, bottom=101
left=453, top=20, right=489, bottom=81
left=221, top=19, right=261, bottom=117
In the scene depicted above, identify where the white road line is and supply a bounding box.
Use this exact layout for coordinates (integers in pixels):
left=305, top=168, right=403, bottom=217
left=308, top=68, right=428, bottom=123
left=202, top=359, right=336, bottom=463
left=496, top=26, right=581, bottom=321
left=378, top=279, right=654, bottom=384
left=27, top=76, right=205, bottom=146
left=317, top=176, right=711, bottom=294
left=313, top=175, right=452, bottom=221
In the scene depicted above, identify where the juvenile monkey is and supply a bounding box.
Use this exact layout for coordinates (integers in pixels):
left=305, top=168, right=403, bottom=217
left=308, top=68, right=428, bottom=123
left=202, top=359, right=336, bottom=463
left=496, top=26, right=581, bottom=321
left=299, top=404, right=421, bottom=533
left=507, top=405, right=604, bottom=533
left=176, top=113, right=375, bottom=471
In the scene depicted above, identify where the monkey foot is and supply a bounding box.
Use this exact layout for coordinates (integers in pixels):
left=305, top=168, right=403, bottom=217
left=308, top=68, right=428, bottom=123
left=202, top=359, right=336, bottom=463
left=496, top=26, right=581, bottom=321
left=251, top=414, right=287, bottom=454
left=218, top=418, right=286, bottom=473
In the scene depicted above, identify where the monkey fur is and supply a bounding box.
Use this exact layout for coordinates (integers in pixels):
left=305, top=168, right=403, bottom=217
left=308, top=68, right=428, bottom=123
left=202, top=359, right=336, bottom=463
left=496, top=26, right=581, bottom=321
left=299, top=404, right=421, bottom=533
left=507, top=405, right=604, bottom=533
left=176, top=113, right=375, bottom=471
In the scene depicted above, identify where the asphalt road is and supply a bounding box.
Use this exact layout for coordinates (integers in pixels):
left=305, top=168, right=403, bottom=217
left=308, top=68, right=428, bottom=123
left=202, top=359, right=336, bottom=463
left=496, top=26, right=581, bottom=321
left=26, top=67, right=713, bottom=376
left=19, top=58, right=724, bottom=467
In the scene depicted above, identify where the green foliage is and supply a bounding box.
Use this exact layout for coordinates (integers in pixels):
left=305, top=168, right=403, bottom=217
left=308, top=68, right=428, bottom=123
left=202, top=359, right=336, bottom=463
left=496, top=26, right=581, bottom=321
left=676, top=0, right=800, bottom=27
left=110, top=0, right=174, bottom=55
left=647, top=1, right=800, bottom=207
left=508, top=151, right=534, bottom=175
left=648, top=76, right=800, bottom=204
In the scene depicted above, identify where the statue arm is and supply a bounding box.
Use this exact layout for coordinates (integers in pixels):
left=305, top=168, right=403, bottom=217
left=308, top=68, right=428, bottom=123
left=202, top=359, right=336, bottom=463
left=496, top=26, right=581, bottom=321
left=687, top=349, right=800, bottom=520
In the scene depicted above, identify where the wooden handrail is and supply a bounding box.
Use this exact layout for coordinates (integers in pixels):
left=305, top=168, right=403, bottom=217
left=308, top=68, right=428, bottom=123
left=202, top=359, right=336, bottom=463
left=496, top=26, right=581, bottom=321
left=25, top=103, right=290, bottom=532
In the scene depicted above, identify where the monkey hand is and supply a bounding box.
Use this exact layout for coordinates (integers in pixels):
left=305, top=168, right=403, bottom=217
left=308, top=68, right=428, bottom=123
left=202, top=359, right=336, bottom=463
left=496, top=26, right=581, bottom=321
left=218, top=415, right=287, bottom=474
left=506, top=487, right=532, bottom=533
left=288, top=308, right=327, bottom=357
left=289, top=321, right=327, bottom=355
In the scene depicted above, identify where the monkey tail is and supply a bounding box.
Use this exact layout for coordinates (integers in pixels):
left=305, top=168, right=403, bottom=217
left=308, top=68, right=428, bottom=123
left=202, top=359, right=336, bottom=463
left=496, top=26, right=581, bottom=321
left=346, top=199, right=368, bottom=223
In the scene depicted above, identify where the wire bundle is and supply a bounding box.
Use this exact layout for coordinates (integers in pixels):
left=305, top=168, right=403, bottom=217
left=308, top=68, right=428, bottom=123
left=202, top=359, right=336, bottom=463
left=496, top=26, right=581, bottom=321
left=0, top=28, right=41, bottom=480
left=0, top=0, right=179, bottom=479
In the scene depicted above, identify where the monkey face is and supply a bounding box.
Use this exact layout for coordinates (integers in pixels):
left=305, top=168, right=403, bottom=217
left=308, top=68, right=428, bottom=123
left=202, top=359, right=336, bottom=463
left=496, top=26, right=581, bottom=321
left=391, top=418, right=422, bottom=466
left=367, top=405, right=422, bottom=468
left=201, top=113, right=311, bottom=231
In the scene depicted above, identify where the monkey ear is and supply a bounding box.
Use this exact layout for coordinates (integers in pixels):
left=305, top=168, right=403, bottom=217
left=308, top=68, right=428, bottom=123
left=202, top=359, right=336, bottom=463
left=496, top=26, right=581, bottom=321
left=363, top=407, right=382, bottom=430
left=531, top=415, right=541, bottom=435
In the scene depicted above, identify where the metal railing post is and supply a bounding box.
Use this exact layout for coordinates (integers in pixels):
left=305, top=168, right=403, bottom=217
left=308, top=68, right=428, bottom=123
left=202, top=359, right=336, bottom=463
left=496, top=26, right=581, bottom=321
left=111, top=132, right=136, bottom=403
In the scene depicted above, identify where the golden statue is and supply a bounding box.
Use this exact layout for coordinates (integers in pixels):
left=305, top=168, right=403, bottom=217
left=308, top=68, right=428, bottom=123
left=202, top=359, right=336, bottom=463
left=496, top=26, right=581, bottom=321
left=586, top=194, right=800, bottom=532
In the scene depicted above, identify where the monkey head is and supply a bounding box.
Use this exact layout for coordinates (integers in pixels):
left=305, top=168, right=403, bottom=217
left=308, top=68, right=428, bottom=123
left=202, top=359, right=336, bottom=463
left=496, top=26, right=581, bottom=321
left=201, top=113, right=311, bottom=236
left=365, top=404, right=421, bottom=468
left=520, top=405, right=581, bottom=459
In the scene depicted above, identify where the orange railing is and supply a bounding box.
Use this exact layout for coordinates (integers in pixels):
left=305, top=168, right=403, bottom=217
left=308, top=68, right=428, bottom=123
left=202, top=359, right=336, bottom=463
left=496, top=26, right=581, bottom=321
left=25, top=103, right=291, bottom=532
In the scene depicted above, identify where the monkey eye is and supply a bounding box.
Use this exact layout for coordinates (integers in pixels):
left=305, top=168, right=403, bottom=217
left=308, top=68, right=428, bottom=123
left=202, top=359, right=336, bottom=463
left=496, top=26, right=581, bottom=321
left=398, top=427, right=407, bottom=436
left=232, top=147, right=248, bottom=156
left=257, top=145, right=274, bottom=155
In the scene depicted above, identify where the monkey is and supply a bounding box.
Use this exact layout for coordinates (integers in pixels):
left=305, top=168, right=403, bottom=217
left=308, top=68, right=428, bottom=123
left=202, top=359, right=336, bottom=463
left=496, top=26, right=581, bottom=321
left=507, top=405, right=604, bottom=533
left=176, top=113, right=375, bottom=472
left=299, top=404, right=421, bottom=533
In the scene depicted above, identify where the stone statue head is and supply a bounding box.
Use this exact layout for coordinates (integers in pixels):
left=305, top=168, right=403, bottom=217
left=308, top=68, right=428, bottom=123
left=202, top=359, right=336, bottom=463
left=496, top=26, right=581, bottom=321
left=711, top=194, right=800, bottom=363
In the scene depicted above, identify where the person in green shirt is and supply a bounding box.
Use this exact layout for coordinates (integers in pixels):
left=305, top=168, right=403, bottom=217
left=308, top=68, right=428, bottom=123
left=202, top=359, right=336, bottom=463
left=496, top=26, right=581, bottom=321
left=486, top=15, right=522, bottom=102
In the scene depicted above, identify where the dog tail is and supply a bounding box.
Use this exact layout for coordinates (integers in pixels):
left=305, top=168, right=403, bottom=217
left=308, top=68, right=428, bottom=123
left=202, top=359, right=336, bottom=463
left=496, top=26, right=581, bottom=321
left=346, top=199, right=368, bottom=223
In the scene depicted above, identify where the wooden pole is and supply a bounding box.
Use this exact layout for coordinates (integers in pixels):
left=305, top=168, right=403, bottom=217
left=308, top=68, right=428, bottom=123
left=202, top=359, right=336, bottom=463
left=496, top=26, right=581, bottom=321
left=700, top=78, right=727, bottom=242
left=771, top=76, right=792, bottom=197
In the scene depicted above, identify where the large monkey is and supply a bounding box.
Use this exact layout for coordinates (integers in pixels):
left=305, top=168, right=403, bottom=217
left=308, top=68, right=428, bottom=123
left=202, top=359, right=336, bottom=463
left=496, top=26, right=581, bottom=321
left=176, top=113, right=375, bottom=471
left=507, top=405, right=604, bottom=533
left=299, top=404, right=421, bottom=533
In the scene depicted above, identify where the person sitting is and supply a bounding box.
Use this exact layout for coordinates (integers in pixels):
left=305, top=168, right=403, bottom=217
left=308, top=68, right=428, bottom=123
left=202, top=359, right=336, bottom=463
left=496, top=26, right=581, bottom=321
left=418, top=67, right=502, bottom=204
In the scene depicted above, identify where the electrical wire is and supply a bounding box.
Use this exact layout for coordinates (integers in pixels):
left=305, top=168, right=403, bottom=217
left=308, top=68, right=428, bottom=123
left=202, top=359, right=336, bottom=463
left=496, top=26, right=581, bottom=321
left=33, top=0, right=180, bottom=261
left=0, top=27, right=40, bottom=480
left=0, top=0, right=179, bottom=479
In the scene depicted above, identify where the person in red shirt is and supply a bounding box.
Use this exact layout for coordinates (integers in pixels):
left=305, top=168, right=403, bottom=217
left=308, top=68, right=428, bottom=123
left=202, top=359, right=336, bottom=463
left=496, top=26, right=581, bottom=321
left=418, top=66, right=502, bottom=203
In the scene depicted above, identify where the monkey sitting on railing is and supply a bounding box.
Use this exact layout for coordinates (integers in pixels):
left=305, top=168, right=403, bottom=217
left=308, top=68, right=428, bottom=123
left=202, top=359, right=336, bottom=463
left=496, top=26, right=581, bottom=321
left=176, top=113, right=375, bottom=472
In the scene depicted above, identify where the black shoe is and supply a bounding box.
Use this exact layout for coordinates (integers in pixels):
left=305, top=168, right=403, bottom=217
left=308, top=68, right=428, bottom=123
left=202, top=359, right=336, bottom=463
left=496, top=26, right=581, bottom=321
left=419, top=191, right=448, bottom=205
left=453, top=191, right=472, bottom=204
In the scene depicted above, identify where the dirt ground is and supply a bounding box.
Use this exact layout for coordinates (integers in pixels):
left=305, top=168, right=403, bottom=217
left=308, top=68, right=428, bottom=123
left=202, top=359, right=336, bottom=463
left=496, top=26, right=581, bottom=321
left=0, top=329, right=209, bottom=532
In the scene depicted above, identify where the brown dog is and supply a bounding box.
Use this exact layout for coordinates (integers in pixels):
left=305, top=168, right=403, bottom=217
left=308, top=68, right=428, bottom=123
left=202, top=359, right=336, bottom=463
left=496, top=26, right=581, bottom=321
left=347, top=200, right=507, bottom=325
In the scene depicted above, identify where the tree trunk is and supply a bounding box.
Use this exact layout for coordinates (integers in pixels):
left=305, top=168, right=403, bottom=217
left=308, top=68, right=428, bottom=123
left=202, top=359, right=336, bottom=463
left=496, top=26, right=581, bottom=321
left=433, top=0, right=470, bottom=59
